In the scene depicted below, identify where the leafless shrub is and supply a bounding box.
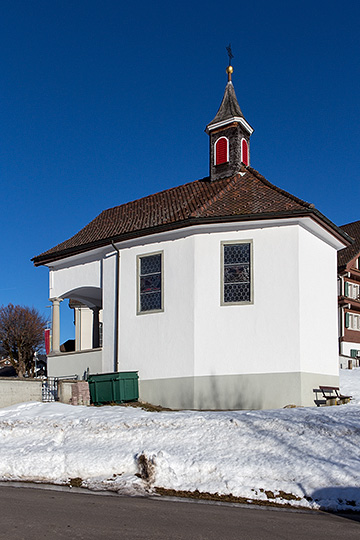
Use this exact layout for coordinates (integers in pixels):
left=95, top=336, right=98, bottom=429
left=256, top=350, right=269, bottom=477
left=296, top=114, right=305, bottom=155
left=0, top=304, right=47, bottom=377
left=136, top=453, right=155, bottom=484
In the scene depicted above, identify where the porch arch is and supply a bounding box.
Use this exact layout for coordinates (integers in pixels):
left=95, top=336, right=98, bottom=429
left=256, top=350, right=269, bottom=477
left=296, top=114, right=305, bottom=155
left=51, top=286, right=103, bottom=352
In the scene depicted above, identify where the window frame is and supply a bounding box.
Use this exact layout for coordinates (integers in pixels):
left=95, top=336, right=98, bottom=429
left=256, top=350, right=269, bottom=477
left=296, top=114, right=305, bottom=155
left=220, top=240, right=254, bottom=306
left=136, top=251, right=164, bottom=315
left=347, top=281, right=360, bottom=300
left=346, top=311, right=360, bottom=331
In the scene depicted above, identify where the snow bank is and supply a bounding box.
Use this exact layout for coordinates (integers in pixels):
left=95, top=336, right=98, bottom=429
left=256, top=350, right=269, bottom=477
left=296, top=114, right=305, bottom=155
left=0, top=369, right=359, bottom=511
left=340, top=366, right=360, bottom=405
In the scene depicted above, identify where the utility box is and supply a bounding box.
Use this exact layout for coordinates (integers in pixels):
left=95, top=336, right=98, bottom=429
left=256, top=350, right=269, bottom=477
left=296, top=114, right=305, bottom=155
left=88, top=371, right=139, bottom=405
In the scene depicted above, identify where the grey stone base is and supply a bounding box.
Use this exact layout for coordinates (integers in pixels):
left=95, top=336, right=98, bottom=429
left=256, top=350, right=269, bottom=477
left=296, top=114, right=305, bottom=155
left=139, top=372, right=340, bottom=410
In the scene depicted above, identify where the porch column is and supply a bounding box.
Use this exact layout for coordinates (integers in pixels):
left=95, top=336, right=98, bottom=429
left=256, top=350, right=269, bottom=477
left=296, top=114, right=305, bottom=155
left=92, top=307, right=100, bottom=349
left=51, top=298, right=62, bottom=353
left=74, top=306, right=81, bottom=352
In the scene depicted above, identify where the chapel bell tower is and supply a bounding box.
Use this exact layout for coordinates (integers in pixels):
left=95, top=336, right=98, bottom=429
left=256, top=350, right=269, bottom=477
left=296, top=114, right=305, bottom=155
left=206, top=52, right=254, bottom=181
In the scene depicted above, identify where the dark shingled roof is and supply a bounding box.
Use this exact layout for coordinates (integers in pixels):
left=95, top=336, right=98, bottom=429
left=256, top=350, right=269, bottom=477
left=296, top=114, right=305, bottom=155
left=32, top=166, right=351, bottom=266
left=338, top=220, right=360, bottom=268
left=207, top=81, right=245, bottom=128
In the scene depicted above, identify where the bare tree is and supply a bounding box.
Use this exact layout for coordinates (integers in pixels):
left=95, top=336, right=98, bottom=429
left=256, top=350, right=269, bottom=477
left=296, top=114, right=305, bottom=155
left=0, top=304, right=47, bottom=377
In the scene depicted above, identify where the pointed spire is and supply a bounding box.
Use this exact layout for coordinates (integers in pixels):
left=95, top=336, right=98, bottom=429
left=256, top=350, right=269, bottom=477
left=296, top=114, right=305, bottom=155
left=205, top=59, right=252, bottom=135
left=206, top=76, right=245, bottom=129
left=206, top=51, right=254, bottom=181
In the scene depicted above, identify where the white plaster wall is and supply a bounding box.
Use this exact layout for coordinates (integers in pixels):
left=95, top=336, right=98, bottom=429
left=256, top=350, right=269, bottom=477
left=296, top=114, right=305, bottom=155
left=117, top=237, right=195, bottom=381
left=298, top=227, right=339, bottom=376
left=337, top=278, right=342, bottom=296
left=102, top=253, right=117, bottom=373
left=341, top=341, right=360, bottom=356
left=79, top=307, right=93, bottom=350
left=193, top=225, right=301, bottom=376
left=76, top=306, right=103, bottom=350
left=47, top=349, right=102, bottom=378
left=50, top=259, right=101, bottom=299
left=46, top=219, right=341, bottom=389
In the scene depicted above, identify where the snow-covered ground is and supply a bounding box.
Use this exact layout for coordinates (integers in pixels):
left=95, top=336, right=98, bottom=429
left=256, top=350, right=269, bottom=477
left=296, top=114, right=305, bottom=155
left=339, top=367, right=360, bottom=405
left=1, top=370, right=360, bottom=512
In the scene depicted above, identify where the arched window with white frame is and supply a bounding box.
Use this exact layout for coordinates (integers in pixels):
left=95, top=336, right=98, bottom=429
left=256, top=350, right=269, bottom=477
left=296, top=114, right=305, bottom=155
left=214, top=137, right=229, bottom=166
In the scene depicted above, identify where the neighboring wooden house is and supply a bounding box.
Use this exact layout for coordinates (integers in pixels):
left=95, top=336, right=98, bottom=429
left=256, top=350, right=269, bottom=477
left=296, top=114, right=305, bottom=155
left=32, top=64, right=351, bottom=409
left=338, top=220, right=360, bottom=368
left=0, top=358, right=12, bottom=369
left=0, top=357, right=16, bottom=377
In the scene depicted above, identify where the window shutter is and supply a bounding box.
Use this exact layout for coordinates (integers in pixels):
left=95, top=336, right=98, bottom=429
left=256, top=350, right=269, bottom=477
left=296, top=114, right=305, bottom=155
left=241, top=139, right=249, bottom=166
left=351, top=349, right=357, bottom=358
left=345, top=281, right=349, bottom=297
left=215, top=138, right=228, bottom=165
left=345, top=312, right=350, bottom=328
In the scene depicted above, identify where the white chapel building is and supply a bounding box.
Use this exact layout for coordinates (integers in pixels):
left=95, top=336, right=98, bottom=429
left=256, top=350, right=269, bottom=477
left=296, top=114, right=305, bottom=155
left=33, top=64, right=351, bottom=409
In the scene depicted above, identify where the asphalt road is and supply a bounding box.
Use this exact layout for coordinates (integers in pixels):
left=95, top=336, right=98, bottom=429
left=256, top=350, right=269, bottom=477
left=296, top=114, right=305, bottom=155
left=0, top=484, right=359, bottom=539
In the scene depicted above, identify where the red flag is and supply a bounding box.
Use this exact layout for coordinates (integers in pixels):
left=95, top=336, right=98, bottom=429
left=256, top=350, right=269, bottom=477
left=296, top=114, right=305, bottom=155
left=45, top=328, right=51, bottom=355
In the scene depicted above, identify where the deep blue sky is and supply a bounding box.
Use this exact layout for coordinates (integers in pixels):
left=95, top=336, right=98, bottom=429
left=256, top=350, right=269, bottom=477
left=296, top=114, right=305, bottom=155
left=1, top=0, right=359, bottom=342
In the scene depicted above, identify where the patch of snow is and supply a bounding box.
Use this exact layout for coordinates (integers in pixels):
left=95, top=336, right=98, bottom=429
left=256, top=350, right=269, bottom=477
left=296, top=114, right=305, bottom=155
left=340, top=366, right=360, bottom=405
left=0, top=370, right=360, bottom=512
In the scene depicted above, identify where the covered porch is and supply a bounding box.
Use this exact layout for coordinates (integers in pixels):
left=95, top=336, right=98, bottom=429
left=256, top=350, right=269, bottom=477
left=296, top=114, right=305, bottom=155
left=47, top=286, right=103, bottom=378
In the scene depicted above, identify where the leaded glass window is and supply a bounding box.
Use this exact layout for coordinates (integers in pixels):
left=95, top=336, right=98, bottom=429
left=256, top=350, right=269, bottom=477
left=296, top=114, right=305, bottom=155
left=138, top=253, right=163, bottom=313
left=222, top=242, right=252, bottom=304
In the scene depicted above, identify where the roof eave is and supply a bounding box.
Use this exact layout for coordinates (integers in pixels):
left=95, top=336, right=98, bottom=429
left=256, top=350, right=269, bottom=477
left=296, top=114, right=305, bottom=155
left=32, top=208, right=349, bottom=267
left=309, top=209, right=353, bottom=247
left=205, top=116, right=254, bottom=135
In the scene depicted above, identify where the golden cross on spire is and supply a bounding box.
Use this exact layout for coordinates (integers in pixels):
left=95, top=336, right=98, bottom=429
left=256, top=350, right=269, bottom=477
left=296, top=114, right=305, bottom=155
left=226, top=44, right=234, bottom=66
left=226, top=44, right=234, bottom=81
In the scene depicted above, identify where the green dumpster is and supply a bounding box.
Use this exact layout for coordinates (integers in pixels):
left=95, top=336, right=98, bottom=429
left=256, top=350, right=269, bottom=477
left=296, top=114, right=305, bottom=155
left=88, top=372, right=139, bottom=405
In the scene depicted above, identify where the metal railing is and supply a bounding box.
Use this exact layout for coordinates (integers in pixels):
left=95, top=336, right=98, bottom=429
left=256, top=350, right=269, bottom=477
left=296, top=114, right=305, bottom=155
left=42, top=375, right=78, bottom=402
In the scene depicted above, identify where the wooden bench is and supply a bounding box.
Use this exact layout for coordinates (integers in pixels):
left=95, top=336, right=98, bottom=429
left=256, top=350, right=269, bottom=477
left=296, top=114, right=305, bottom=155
left=313, top=386, right=352, bottom=406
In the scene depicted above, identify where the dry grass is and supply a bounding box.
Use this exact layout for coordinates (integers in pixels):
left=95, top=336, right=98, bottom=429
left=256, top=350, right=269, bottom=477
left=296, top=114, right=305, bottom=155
left=154, top=487, right=307, bottom=509
left=68, top=477, right=83, bottom=488
left=119, top=401, right=173, bottom=412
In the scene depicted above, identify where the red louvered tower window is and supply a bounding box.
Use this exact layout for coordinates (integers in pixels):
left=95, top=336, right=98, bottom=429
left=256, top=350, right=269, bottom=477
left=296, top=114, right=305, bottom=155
left=242, top=139, right=249, bottom=166
left=215, top=137, right=228, bottom=165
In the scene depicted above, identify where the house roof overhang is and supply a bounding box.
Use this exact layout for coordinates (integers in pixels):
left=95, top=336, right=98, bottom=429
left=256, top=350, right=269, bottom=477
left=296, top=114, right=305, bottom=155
left=33, top=208, right=352, bottom=267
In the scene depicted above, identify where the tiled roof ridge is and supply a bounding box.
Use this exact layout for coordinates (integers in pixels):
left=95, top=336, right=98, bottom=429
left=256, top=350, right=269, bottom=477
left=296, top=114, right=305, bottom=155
left=32, top=175, right=221, bottom=263
left=191, top=175, right=238, bottom=217
left=33, top=166, right=352, bottom=267
left=246, top=166, right=314, bottom=209
left=99, top=175, right=211, bottom=215
left=340, top=219, right=360, bottom=229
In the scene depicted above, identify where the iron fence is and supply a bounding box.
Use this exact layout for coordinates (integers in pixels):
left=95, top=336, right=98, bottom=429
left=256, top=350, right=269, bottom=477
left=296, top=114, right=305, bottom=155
left=42, top=378, right=58, bottom=402
left=41, top=375, right=78, bottom=402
